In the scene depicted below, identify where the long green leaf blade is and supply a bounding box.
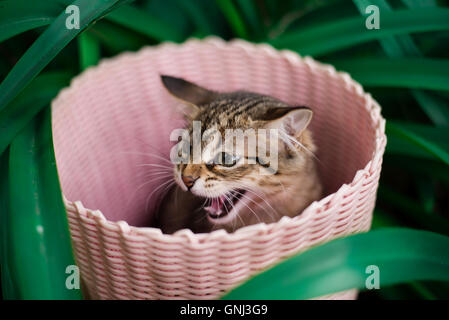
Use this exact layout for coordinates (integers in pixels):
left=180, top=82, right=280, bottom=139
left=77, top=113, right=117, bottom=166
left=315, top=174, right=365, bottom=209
left=0, top=0, right=63, bottom=42
left=386, top=133, right=434, bottom=160
left=413, top=91, right=449, bottom=127
left=353, top=0, right=421, bottom=57
left=78, top=32, right=100, bottom=70
left=176, top=0, right=215, bottom=36
left=223, top=228, right=449, bottom=299
left=88, top=20, right=147, bottom=53
left=0, top=0, right=122, bottom=113
left=0, top=72, right=72, bottom=156
left=0, top=148, right=17, bottom=298
left=387, top=122, right=449, bottom=166
left=331, top=58, right=449, bottom=91
left=353, top=0, right=449, bottom=127
left=1, top=1, right=182, bottom=44
left=378, top=185, right=449, bottom=235
left=235, top=0, right=264, bottom=39
left=401, top=0, right=437, bottom=7
left=6, top=109, right=82, bottom=299
left=398, top=0, right=449, bottom=127
left=215, top=0, right=249, bottom=39
left=105, top=4, right=184, bottom=42
left=270, top=8, right=449, bottom=56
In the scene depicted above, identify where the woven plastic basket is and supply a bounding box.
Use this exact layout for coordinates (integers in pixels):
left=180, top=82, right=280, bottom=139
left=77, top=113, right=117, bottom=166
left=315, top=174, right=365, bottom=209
left=51, top=37, right=386, bottom=300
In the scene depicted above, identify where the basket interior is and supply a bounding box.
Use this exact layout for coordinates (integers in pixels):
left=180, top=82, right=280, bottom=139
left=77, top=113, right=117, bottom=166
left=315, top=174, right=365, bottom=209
left=52, top=40, right=376, bottom=227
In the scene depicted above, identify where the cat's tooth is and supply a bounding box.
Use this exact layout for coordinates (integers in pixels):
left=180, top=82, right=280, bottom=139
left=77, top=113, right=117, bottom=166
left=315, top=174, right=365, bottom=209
left=204, top=206, right=215, bottom=214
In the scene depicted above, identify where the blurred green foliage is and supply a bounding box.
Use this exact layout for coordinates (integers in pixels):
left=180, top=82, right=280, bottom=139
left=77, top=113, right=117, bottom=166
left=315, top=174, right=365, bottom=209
left=1, top=0, right=449, bottom=299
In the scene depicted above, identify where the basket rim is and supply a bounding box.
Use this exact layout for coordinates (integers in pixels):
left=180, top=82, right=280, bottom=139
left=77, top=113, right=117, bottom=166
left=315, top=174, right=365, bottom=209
left=53, top=36, right=387, bottom=244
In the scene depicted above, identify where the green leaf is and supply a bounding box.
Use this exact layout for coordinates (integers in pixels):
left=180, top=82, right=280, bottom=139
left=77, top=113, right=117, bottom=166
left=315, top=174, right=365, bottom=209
left=386, top=132, right=434, bottom=159
left=353, top=0, right=422, bottom=58
left=377, top=185, right=449, bottom=235
left=371, top=209, right=402, bottom=229
left=141, top=0, right=192, bottom=39
left=234, top=0, right=264, bottom=39
left=0, top=72, right=72, bottom=156
left=398, top=0, right=449, bottom=127
left=281, top=0, right=357, bottom=35
left=386, top=121, right=449, bottom=166
left=412, top=90, right=449, bottom=127
left=1, top=1, right=182, bottom=43
left=353, top=1, right=449, bottom=127
left=5, top=109, right=81, bottom=299
left=0, top=0, right=63, bottom=42
left=78, top=31, right=100, bottom=70
left=0, top=0, right=123, bottom=113
left=408, top=281, right=438, bottom=300
left=105, top=4, right=184, bottom=42
left=263, top=0, right=280, bottom=23
left=401, top=0, right=437, bottom=8
left=177, top=1, right=213, bottom=35
left=270, top=8, right=449, bottom=56
left=215, top=0, right=249, bottom=39
left=89, top=20, right=147, bottom=53
left=0, top=147, right=17, bottom=298
left=222, top=228, right=449, bottom=299
left=415, top=177, right=435, bottom=214
left=385, top=154, right=449, bottom=188
left=331, top=58, right=449, bottom=91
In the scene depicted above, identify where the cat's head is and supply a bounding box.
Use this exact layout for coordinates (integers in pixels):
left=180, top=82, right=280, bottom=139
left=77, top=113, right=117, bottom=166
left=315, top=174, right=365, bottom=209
left=161, top=75, right=316, bottom=226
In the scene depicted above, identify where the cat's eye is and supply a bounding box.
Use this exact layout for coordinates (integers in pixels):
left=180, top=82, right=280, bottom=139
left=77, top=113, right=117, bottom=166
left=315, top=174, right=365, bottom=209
left=214, top=152, right=240, bottom=167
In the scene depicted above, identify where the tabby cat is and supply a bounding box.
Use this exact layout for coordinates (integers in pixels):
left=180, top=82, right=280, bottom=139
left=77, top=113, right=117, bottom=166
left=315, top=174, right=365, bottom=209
left=154, top=75, right=322, bottom=234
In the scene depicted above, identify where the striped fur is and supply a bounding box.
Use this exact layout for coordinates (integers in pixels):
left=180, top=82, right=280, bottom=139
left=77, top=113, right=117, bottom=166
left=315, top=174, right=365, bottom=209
left=155, top=76, right=322, bottom=234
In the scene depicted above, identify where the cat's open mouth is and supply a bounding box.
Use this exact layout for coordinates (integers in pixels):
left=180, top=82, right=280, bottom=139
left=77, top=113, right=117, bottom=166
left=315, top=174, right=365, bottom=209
left=204, top=189, right=246, bottom=220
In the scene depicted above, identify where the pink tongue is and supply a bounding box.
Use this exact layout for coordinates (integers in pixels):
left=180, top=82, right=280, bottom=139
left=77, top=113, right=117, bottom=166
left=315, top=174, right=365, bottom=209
left=205, top=196, right=226, bottom=216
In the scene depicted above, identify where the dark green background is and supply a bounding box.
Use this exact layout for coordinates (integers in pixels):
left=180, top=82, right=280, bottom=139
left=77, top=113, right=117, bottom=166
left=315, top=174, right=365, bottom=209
left=1, top=0, right=449, bottom=300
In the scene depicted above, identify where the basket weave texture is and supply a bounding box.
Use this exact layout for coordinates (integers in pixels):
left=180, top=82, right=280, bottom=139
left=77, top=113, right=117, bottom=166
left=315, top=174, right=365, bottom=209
left=52, top=37, right=386, bottom=300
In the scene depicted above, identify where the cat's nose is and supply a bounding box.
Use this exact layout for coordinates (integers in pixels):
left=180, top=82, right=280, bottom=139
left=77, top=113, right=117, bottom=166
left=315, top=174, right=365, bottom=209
left=182, top=175, right=198, bottom=189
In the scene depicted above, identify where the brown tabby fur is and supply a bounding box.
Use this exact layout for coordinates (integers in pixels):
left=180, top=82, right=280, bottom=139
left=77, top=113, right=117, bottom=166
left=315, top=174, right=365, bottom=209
left=154, top=76, right=322, bottom=234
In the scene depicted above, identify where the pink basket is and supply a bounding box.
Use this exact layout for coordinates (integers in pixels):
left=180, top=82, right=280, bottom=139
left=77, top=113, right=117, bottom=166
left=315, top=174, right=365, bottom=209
left=51, top=37, right=386, bottom=300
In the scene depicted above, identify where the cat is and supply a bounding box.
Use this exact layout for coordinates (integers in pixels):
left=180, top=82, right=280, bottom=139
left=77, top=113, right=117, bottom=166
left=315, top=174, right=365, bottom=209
left=153, top=75, right=322, bottom=234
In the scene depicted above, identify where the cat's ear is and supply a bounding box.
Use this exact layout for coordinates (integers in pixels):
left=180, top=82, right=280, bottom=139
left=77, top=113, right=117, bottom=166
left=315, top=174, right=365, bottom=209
left=161, top=75, right=217, bottom=118
left=261, top=107, right=313, bottom=137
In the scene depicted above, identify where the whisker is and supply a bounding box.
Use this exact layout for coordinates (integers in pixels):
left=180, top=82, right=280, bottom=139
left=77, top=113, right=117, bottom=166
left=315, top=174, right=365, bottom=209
left=222, top=192, right=237, bottom=230
left=120, top=151, right=173, bottom=164
left=278, top=129, right=320, bottom=162
left=195, top=197, right=209, bottom=213
left=245, top=189, right=277, bottom=220
left=139, top=171, right=174, bottom=179
left=120, top=139, right=172, bottom=164
left=145, top=179, right=176, bottom=213
left=194, top=194, right=211, bottom=224
left=236, top=182, right=278, bottom=222
left=232, top=190, right=263, bottom=224
left=137, top=166, right=173, bottom=177
left=133, top=176, right=171, bottom=196
left=137, top=163, right=173, bottom=169
left=233, top=189, right=269, bottom=224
